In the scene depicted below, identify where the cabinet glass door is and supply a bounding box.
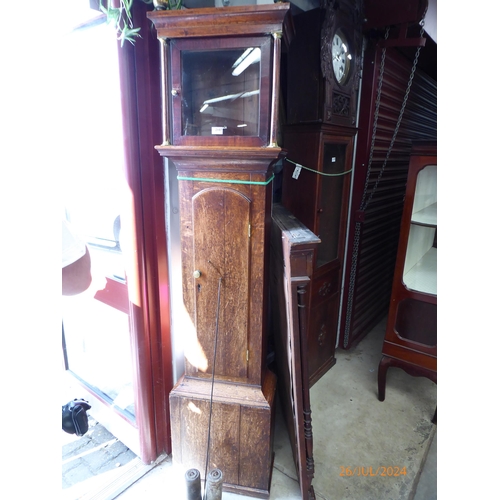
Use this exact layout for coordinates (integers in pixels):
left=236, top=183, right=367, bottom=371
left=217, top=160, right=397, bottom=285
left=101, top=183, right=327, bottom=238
left=182, top=48, right=260, bottom=137
left=171, top=37, right=271, bottom=145
left=403, top=164, right=437, bottom=295
left=396, top=163, right=437, bottom=347
left=316, top=142, right=348, bottom=268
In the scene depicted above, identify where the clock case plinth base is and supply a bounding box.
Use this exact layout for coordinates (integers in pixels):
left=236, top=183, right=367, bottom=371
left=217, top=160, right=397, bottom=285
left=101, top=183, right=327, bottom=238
left=170, top=371, right=276, bottom=498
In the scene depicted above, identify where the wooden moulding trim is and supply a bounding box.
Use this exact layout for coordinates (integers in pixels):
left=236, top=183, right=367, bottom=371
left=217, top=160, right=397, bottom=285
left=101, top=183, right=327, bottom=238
left=156, top=148, right=285, bottom=173
left=154, top=145, right=283, bottom=159
left=147, top=4, right=290, bottom=39
left=382, top=341, right=437, bottom=371
left=222, top=482, right=270, bottom=499
left=171, top=375, right=273, bottom=408
left=174, top=165, right=274, bottom=176
left=385, top=325, right=437, bottom=355
left=177, top=175, right=274, bottom=186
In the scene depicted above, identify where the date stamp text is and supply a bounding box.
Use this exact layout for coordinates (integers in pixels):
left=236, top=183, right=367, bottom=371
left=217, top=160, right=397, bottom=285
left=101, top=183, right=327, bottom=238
left=339, top=466, right=407, bottom=477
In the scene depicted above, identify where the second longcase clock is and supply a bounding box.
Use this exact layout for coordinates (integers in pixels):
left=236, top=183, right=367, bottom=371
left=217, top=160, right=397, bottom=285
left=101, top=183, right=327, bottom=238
left=282, top=0, right=362, bottom=385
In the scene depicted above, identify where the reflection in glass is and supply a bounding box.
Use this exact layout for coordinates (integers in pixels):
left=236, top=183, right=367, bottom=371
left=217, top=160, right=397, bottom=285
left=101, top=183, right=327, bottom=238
left=62, top=288, right=135, bottom=417
left=395, top=298, right=437, bottom=346
left=403, top=165, right=437, bottom=295
left=181, top=48, right=261, bottom=137
left=61, top=20, right=135, bottom=419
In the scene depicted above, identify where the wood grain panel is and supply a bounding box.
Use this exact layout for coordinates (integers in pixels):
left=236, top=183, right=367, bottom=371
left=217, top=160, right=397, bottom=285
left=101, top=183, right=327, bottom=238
left=206, top=402, right=241, bottom=485
left=239, top=406, right=272, bottom=491
left=170, top=375, right=275, bottom=496
left=193, top=188, right=250, bottom=380
left=172, top=395, right=241, bottom=485
left=179, top=397, right=209, bottom=471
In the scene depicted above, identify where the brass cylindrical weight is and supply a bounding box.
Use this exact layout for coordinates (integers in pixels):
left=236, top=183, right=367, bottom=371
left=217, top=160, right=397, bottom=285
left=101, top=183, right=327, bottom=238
left=185, top=468, right=202, bottom=500
left=205, top=468, right=224, bottom=500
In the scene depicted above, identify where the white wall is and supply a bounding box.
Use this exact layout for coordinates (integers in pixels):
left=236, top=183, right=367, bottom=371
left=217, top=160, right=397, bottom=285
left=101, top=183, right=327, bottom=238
left=425, top=0, right=437, bottom=43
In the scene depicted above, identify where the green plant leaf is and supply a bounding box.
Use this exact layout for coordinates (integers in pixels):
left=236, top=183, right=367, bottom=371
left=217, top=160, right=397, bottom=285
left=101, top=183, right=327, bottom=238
left=119, top=25, right=142, bottom=46
left=107, top=7, right=121, bottom=25
left=100, top=0, right=157, bottom=47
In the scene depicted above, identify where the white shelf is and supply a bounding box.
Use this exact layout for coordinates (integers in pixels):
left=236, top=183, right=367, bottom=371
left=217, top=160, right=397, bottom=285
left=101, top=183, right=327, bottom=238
left=412, top=202, right=437, bottom=226
left=403, top=246, right=437, bottom=295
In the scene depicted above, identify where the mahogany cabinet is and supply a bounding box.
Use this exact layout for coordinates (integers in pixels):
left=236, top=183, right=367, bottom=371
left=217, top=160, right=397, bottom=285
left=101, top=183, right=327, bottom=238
left=282, top=124, right=355, bottom=386
left=378, top=142, right=437, bottom=413
left=147, top=5, right=290, bottom=497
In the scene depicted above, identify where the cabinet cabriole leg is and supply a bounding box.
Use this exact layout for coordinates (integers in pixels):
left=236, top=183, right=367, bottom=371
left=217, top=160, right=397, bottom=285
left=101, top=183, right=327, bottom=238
left=377, top=355, right=390, bottom=402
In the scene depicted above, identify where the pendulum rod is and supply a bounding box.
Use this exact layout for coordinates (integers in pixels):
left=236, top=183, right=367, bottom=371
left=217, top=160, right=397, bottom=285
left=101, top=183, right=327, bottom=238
left=203, top=276, right=223, bottom=500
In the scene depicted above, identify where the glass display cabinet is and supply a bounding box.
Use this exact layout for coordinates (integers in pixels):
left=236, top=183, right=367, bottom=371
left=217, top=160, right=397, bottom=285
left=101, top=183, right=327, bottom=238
left=148, top=5, right=290, bottom=497
left=378, top=142, right=437, bottom=420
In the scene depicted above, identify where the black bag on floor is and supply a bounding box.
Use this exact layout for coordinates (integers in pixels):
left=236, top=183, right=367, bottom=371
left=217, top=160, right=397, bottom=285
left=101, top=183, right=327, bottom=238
left=62, top=399, right=91, bottom=436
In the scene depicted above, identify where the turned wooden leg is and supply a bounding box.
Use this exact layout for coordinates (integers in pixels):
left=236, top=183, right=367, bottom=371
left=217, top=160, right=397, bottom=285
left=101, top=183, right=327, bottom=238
left=378, top=355, right=391, bottom=402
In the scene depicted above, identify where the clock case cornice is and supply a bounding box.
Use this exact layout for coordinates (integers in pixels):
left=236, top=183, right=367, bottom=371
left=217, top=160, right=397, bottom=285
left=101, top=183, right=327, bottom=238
left=147, top=3, right=292, bottom=42
left=154, top=145, right=285, bottom=174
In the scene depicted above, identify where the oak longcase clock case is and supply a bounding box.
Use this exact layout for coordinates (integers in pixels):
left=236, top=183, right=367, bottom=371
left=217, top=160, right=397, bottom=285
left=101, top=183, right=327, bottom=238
left=148, top=4, right=290, bottom=498
left=378, top=142, right=437, bottom=411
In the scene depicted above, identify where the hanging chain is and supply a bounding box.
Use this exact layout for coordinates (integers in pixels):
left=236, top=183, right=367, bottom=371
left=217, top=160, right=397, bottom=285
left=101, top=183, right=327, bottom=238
left=343, top=27, right=389, bottom=347
left=343, top=11, right=427, bottom=348
left=359, top=26, right=390, bottom=211
left=343, top=221, right=361, bottom=348
left=361, top=10, right=427, bottom=212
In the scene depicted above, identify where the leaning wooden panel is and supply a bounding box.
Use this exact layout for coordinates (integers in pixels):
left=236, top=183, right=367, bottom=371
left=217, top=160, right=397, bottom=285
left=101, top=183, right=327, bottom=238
left=270, top=203, right=320, bottom=500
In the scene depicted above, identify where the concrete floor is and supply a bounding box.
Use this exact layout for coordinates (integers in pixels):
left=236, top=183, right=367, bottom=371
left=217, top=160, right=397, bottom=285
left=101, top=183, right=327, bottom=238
left=62, top=317, right=437, bottom=499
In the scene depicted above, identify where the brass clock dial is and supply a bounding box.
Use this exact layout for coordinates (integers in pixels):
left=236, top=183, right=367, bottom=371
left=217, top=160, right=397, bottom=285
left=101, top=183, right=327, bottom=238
left=332, top=31, right=351, bottom=85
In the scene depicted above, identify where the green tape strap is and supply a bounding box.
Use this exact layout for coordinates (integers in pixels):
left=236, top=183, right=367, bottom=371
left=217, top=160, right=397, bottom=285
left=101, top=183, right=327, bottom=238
left=177, top=174, right=274, bottom=186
